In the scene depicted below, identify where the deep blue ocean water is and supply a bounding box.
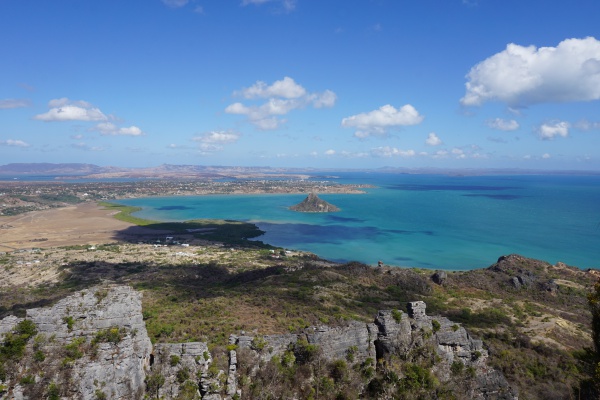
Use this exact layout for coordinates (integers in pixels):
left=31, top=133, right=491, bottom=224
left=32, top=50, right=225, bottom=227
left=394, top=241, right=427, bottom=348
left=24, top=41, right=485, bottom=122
left=116, top=173, right=600, bottom=270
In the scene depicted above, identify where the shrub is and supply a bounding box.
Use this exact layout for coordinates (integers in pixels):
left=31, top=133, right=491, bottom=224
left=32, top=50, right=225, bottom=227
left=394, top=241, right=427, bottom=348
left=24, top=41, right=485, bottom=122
left=93, top=327, right=125, bottom=344
left=146, top=372, right=165, bottom=398
left=95, top=389, right=107, bottom=400
left=34, top=350, right=46, bottom=362
left=47, top=382, right=60, bottom=400
left=64, top=337, right=86, bottom=362
left=19, top=375, right=35, bottom=384
left=170, top=354, right=181, bottom=366
left=432, top=319, right=441, bottom=333
left=251, top=336, right=267, bottom=352
left=450, top=360, right=464, bottom=376
left=176, top=367, right=190, bottom=384
left=292, top=339, right=319, bottom=364
left=392, top=309, right=403, bottom=323
left=63, top=316, right=75, bottom=331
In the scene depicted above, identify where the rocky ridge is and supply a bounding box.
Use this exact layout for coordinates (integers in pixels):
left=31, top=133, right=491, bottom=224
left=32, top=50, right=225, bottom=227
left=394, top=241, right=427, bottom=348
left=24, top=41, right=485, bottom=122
left=0, top=286, right=516, bottom=399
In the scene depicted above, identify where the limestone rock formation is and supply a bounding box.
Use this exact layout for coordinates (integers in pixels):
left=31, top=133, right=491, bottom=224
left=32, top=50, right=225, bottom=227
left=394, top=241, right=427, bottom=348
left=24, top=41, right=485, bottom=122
left=0, top=285, right=516, bottom=399
left=0, top=285, right=152, bottom=400
left=289, top=192, right=340, bottom=212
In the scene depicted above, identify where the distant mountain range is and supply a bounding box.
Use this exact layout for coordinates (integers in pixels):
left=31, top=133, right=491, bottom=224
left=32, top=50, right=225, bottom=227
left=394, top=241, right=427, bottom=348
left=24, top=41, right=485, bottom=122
left=0, top=162, right=599, bottom=178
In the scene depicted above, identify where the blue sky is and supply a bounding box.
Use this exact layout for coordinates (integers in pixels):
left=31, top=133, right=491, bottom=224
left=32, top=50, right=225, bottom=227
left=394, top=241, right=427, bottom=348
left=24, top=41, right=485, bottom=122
left=1, top=0, right=600, bottom=170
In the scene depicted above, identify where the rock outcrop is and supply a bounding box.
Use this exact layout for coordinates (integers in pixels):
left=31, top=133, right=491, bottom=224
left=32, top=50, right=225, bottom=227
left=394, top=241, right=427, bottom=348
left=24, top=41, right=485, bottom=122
left=0, top=285, right=152, bottom=400
left=289, top=192, right=340, bottom=212
left=0, top=285, right=516, bottom=400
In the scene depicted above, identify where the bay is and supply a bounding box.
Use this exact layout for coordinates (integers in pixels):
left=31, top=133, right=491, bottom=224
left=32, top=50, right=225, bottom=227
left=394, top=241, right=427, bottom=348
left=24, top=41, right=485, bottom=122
left=116, top=173, right=600, bottom=270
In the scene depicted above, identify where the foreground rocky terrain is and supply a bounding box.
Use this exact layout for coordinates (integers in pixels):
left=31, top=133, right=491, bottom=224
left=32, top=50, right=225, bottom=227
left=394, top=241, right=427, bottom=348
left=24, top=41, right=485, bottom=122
left=0, top=237, right=597, bottom=398
left=0, top=285, right=516, bottom=399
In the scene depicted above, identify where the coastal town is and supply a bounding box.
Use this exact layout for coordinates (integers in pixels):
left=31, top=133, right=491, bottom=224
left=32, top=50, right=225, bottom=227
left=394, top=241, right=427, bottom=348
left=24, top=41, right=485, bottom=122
left=0, top=178, right=373, bottom=216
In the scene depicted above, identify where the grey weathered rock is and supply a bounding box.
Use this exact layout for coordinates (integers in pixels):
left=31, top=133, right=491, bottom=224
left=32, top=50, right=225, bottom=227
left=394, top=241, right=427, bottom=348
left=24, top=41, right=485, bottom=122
left=152, top=341, right=210, bottom=399
left=432, top=270, right=447, bottom=285
left=0, top=285, right=152, bottom=400
left=0, top=285, right=516, bottom=400
left=407, top=300, right=427, bottom=319
left=304, top=321, right=377, bottom=361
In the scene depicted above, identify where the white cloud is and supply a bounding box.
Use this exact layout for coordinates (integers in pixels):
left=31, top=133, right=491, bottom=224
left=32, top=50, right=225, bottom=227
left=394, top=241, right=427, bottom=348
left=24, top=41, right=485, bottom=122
left=193, top=130, right=241, bottom=144
left=226, top=77, right=336, bottom=130
left=238, top=76, right=306, bottom=99
left=241, top=0, right=296, bottom=12
left=71, top=142, right=105, bottom=151
left=34, top=98, right=108, bottom=122
left=486, top=118, right=520, bottom=131
left=0, top=139, right=30, bottom=147
left=370, top=146, right=416, bottom=158
left=542, top=153, right=551, bottom=159
left=162, top=0, right=189, bottom=8
left=92, top=122, right=144, bottom=136
left=537, top=121, right=570, bottom=140
left=575, top=119, right=600, bottom=131
left=0, top=99, right=31, bottom=109
left=461, top=37, right=600, bottom=107
left=324, top=149, right=335, bottom=155
left=425, top=132, right=442, bottom=146
left=342, top=104, right=424, bottom=138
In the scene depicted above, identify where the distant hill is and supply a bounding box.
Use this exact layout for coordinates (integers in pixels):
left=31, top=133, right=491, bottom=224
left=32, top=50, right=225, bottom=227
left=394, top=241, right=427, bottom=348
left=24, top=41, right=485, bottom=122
left=0, top=163, right=109, bottom=175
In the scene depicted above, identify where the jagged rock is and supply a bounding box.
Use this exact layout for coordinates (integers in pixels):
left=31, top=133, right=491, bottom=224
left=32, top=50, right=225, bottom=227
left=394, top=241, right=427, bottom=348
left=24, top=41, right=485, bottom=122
left=432, top=270, right=447, bottom=285
left=407, top=300, right=427, bottom=319
left=0, top=285, right=517, bottom=400
left=289, top=192, right=340, bottom=213
left=542, top=279, right=559, bottom=294
left=0, top=315, right=22, bottom=336
left=0, top=285, right=152, bottom=400
left=303, top=321, right=377, bottom=361
left=152, top=342, right=210, bottom=399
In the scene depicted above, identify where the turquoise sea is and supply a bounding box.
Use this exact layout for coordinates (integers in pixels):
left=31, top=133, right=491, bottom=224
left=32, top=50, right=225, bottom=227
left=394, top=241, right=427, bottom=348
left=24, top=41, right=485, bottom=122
left=116, top=173, right=600, bottom=270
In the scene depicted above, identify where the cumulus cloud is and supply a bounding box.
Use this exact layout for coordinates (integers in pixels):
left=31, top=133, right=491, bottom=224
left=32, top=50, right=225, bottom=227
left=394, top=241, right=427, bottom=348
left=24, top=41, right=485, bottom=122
left=92, top=122, right=144, bottom=136
left=193, top=130, right=241, bottom=144
left=486, top=118, right=520, bottom=131
left=238, top=76, right=306, bottom=99
left=226, top=77, right=336, bottom=130
left=0, top=98, right=31, bottom=109
left=425, top=132, right=442, bottom=146
left=324, top=149, right=336, bottom=155
left=192, top=130, right=241, bottom=153
left=342, top=104, right=423, bottom=138
left=34, top=98, right=108, bottom=122
left=542, top=153, right=551, bottom=159
left=537, top=121, right=570, bottom=140
left=370, top=146, right=416, bottom=158
left=162, top=0, right=189, bottom=8
left=0, top=139, right=30, bottom=147
left=461, top=37, right=600, bottom=107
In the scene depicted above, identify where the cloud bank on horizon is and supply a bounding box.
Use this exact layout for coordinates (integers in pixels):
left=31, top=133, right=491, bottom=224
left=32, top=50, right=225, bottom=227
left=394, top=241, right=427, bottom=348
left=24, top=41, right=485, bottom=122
left=1, top=1, right=599, bottom=169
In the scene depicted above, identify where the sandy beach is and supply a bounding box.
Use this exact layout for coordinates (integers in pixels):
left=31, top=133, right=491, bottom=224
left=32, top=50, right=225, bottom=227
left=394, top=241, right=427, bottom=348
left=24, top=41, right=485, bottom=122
left=0, top=202, right=160, bottom=251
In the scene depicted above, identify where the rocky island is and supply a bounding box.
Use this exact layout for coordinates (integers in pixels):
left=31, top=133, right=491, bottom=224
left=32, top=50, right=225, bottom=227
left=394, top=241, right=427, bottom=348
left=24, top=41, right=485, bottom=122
left=289, top=192, right=340, bottom=212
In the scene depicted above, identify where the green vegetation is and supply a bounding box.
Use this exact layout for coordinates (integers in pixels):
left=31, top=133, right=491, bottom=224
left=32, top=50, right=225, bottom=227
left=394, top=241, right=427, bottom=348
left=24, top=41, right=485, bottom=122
left=63, top=316, right=75, bottom=331
left=100, top=202, right=267, bottom=246
left=90, top=327, right=127, bottom=353
left=0, top=320, right=37, bottom=365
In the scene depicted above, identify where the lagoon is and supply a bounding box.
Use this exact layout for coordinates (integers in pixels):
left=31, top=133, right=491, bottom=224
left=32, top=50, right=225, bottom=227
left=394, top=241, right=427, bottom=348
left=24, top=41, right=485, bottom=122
left=116, top=173, right=600, bottom=270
